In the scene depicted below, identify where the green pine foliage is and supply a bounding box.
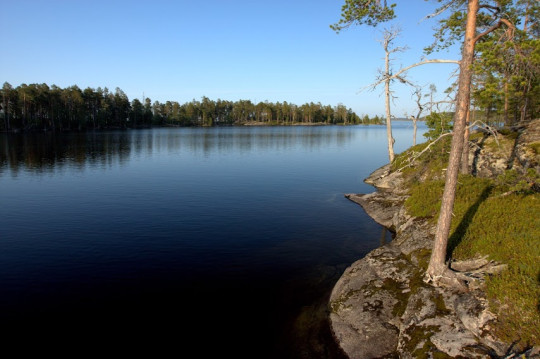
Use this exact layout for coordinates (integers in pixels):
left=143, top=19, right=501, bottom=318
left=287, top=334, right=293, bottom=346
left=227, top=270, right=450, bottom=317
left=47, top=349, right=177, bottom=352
left=0, top=82, right=366, bottom=132
left=330, top=0, right=539, bottom=347
left=423, top=112, right=454, bottom=140
left=330, top=0, right=396, bottom=31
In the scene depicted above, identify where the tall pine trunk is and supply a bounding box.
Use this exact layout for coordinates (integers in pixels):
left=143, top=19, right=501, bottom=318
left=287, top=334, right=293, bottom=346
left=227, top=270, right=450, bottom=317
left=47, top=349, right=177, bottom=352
left=461, top=108, right=471, bottom=174
left=426, top=0, right=479, bottom=280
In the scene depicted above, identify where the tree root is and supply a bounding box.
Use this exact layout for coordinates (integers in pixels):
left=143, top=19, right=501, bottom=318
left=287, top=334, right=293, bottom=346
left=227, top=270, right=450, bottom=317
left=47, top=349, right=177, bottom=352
left=424, top=267, right=470, bottom=292
left=424, top=257, right=507, bottom=292
left=450, top=256, right=507, bottom=276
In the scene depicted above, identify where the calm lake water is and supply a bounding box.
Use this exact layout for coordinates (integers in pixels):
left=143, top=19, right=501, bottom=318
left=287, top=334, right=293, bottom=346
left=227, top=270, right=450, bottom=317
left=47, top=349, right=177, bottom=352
left=0, top=123, right=425, bottom=357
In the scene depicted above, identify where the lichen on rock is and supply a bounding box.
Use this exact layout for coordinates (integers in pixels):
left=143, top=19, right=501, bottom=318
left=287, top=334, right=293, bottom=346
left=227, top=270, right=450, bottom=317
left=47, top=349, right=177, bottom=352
left=329, top=122, right=540, bottom=358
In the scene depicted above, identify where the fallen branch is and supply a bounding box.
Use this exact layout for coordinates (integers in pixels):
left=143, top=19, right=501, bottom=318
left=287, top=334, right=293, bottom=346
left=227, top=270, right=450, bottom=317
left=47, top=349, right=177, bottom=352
left=395, top=120, right=497, bottom=173
left=396, top=131, right=453, bottom=172
left=469, top=119, right=500, bottom=147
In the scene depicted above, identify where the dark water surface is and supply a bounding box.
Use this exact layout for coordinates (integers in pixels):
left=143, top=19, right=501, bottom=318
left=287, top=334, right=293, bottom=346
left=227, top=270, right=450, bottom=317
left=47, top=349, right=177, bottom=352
left=0, top=124, right=425, bottom=357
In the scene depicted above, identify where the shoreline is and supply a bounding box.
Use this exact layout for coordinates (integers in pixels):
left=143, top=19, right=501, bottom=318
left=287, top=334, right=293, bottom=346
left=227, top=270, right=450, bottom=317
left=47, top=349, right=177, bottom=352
left=0, top=121, right=394, bottom=134
left=328, top=163, right=537, bottom=358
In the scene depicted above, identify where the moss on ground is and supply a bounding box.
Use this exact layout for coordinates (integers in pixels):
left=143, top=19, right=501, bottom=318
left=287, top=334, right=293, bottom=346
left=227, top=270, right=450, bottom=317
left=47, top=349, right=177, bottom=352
left=402, top=325, right=453, bottom=359
left=529, top=142, right=540, bottom=155
left=356, top=277, right=412, bottom=318
left=392, top=136, right=451, bottom=184
left=392, top=128, right=540, bottom=348
left=330, top=289, right=361, bottom=313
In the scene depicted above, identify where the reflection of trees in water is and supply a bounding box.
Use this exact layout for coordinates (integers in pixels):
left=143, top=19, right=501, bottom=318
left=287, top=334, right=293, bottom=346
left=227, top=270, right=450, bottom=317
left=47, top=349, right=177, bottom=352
left=161, top=127, right=356, bottom=157
left=0, top=131, right=131, bottom=175
left=379, top=226, right=396, bottom=246
left=380, top=226, right=387, bottom=246
left=1, top=127, right=358, bottom=174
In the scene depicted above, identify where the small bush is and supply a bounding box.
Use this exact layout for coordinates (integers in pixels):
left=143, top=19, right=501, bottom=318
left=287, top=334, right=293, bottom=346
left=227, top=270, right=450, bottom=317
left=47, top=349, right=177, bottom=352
left=424, top=112, right=453, bottom=141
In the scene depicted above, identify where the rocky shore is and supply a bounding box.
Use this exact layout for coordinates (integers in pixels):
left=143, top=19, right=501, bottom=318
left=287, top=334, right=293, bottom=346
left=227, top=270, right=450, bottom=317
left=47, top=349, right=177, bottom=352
left=328, top=120, right=540, bottom=358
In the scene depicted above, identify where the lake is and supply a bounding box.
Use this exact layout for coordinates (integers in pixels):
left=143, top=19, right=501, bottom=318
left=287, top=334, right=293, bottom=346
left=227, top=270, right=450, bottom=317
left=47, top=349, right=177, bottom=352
left=0, top=122, right=426, bottom=357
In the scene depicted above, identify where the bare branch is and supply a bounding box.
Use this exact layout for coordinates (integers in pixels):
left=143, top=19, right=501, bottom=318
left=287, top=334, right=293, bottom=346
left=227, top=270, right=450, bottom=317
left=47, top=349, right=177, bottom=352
left=395, top=75, right=415, bottom=87
left=395, top=120, right=493, bottom=172
left=411, top=86, right=425, bottom=120
left=478, top=4, right=500, bottom=14
left=360, top=59, right=460, bottom=92
left=425, top=99, right=456, bottom=109
left=469, top=120, right=500, bottom=146
left=420, top=0, right=454, bottom=22
left=392, top=59, right=460, bottom=80
left=388, top=46, right=408, bottom=54
left=395, top=131, right=453, bottom=172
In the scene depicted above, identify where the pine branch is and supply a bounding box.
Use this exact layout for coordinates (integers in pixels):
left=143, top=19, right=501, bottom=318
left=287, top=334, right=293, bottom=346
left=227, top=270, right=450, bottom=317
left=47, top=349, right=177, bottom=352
left=474, top=18, right=515, bottom=43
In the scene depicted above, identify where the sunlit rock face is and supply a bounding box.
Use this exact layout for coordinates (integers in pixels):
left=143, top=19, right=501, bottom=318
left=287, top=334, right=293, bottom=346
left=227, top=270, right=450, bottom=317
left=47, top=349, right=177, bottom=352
left=329, top=129, right=540, bottom=359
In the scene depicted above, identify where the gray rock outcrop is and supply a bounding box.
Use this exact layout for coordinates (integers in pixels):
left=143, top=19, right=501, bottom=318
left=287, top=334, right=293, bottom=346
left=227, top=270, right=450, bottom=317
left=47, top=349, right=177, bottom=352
left=329, top=121, right=540, bottom=358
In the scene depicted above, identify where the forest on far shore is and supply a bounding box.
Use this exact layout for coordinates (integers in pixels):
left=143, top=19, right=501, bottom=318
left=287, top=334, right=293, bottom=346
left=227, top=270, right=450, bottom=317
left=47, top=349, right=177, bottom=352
left=0, top=82, right=386, bottom=132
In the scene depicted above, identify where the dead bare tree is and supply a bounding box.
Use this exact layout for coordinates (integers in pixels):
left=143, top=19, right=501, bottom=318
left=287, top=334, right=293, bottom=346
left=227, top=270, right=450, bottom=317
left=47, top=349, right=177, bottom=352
left=410, top=87, right=424, bottom=146
left=409, top=84, right=457, bottom=147
left=379, top=27, right=407, bottom=163
left=361, top=28, right=459, bottom=163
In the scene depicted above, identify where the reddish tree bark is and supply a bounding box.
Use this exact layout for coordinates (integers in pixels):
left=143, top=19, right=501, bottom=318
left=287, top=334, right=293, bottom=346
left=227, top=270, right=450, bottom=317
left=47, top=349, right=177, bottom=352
left=426, top=0, right=479, bottom=281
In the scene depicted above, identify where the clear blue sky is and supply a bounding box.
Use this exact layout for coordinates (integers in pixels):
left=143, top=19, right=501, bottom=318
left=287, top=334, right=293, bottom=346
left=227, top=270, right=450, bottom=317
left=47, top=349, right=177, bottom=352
left=1, top=0, right=461, bottom=117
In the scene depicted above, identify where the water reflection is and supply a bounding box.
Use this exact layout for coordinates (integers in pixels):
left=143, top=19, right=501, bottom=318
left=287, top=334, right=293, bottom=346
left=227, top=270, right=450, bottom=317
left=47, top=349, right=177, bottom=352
left=139, top=127, right=356, bottom=157
left=379, top=226, right=395, bottom=246
left=0, top=126, right=357, bottom=175
left=0, top=131, right=132, bottom=175
left=0, top=123, right=426, bottom=357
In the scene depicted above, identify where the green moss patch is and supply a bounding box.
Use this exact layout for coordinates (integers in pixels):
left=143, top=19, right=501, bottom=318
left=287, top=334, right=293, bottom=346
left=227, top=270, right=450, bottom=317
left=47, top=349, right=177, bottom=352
left=452, top=192, right=540, bottom=347
left=389, top=131, right=539, bottom=348
left=405, top=180, right=445, bottom=219
left=330, top=289, right=361, bottom=313
left=403, top=325, right=452, bottom=359
left=404, top=174, right=539, bottom=346
left=392, top=136, right=452, bottom=184
left=528, top=142, right=540, bottom=155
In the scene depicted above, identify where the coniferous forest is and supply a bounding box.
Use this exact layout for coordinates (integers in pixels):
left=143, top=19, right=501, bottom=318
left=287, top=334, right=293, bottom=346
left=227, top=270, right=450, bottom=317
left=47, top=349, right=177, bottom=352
left=0, top=82, right=387, bottom=132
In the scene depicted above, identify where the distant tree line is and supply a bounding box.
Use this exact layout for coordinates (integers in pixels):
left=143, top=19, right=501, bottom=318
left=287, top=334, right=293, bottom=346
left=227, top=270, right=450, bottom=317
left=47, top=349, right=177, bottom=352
left=0, top=82, right=384, bottom=132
